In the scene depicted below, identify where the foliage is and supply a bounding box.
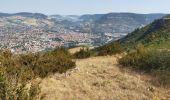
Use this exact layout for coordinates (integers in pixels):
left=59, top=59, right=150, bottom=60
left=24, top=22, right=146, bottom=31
left=120, top=17, right=170, bottom=49
left=73, top=47, right=92, bottom=59
left=0, top=74, right=40, bottom=100
left=95, top=42, right=124, bottom=56
left=0, top=47, right=75, bottom=99
left=73, top=42, right=124, bottom=59
left=29, top=82, right=41, bottom=100
left=119, top=46, right=170, bottom=85
left=0, top=73, right=6, bottom=100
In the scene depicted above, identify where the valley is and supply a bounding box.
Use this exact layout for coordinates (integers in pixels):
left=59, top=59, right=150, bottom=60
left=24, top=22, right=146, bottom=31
left=0, top=12, right=165, bottom=53
left=1, top=0, right=170, bottom=100
left=0, top=12, right=170, bottom=100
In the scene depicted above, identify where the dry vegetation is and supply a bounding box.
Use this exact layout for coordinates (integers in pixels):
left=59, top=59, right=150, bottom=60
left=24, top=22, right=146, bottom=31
left=69, top=47, right=84, bottom=54
left=37, top=55, right=170, bottom=100
left=119, top=46, right=170, bottom=86
left=1, top=47, right=169, bottom=100
left=72, top=42, right=124, bottom=59
left=0, top=48, right=75, bottom=99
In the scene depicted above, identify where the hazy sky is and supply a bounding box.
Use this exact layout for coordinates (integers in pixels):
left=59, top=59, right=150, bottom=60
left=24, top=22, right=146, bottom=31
left=0, top=0, right=170, bottom=15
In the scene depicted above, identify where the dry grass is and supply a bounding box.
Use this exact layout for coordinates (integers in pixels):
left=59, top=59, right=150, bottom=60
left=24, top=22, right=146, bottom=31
left=69, top=47, right=83, bottom=54
left=37, top=55, right=170, bottom=100
left=69, top=46, right=94, bottom=54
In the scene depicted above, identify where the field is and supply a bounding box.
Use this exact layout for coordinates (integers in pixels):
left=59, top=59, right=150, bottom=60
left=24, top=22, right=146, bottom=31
left=36, top=54, right=170, bottom=100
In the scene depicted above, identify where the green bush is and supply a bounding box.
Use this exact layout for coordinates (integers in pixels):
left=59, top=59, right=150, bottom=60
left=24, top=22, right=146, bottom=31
left=29, top=82, right=41, bottom=100
left=0, top=76, right=40, bottom=100
left=73, top=43, right=124, bottom=59
left=96, top=42, right=124, bottom=56
left=0, top=47, right=75, bottom=99
left=17, top=48, right=75, bottom=78
left=0, top=73, right=6, bottom=100
left=119, top=47, right=170, bottom=85
left=154, top=67, right=170, bottom=86
left=73, top=47, right=92, bottom=59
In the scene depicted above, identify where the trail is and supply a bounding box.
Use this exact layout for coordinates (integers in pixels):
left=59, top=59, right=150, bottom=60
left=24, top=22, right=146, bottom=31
left=38, top=55, right=169, bottom=100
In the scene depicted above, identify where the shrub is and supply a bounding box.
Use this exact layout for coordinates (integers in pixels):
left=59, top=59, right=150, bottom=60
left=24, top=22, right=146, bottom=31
left=96, top=42, right=124, bottom=56
left=0, top=77, right=40, bottom=100
left=154, top=67, right=170, bottom=86
left=73, top=43, right=124, bottom=59
left=0, top=47, right=75, bottom=99
left=0, top=73, right=6, bottom=100
left=73, top=47, right=92, bottom=59
left=119, top=47, right=170, bottom=85
left=29, top=82, right=41, bottom=100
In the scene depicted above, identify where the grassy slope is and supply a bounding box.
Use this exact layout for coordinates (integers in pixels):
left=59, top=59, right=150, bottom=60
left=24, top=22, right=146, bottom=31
left=35, top=54, right=169, bottom=100
left=29, top=15, right=170, bottom=99
left=121, top=15, right=170, bottom=49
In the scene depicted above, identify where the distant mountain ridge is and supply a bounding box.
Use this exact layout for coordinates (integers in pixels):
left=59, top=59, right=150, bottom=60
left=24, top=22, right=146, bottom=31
left=0, top=12, right=48, bottom=19
left=51, top=13, right=166, bottom=34
left=79, top=14, right=104, bottom=21
left=93, top=13, right=166, bottom=33
left=0, top=12, right=166, bottom=35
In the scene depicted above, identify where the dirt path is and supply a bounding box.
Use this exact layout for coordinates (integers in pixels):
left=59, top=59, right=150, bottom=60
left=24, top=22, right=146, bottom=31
left=38, top=56, right=169, bottom=100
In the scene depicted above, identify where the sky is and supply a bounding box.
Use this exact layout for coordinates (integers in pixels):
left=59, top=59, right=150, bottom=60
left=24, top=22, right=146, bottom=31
left=0, top=0, right=170, bottom=15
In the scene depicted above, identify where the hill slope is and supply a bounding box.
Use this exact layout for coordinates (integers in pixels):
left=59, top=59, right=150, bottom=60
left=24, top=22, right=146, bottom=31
left=120, top=14, right=170, bottom=48
left=93, top=13, right=165, bottom=33
left=51, top=13, right=166, bottom=34
left=0, top=12, right=165, bottom=35
left=37, top=55, right=169, bottom=100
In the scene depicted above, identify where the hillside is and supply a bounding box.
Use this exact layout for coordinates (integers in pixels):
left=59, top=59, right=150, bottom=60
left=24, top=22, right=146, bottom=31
left=0, top=13, right=66, bottom=33
left=0, top=12, right=165, bottom=35
left=0, top=12, right=47, bottom=19
left=0, top=12, right=170, bottom=98
left=93, top=13, right=165, bottom=33
left=120, top=14, right=170, bottom=48
left=0, top=12, right=165, bottom=53
left=113, top=15, right=170, bottom=89
left=37, top=55, right=170, bottom=100
left=51, top=13, right=166, bottom=34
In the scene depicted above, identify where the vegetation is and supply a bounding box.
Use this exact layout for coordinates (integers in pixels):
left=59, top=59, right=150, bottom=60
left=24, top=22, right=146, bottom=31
left=0, top=75, right=40, bottom=100
left=121, top=17, right=170, bottom=49
left=73, top=42, right=124, bottom=59
left=119, top=46, right=170, bottom=86
left=72, top=15, right=170, bottom=88
left=38, top=52, right=169, bottom=99
left=73, top=47, right=92, bottom=59
left=95, top=42, right=124, bottom=56
left=0, top=47, right=75, bottom=99
left=118, top=15, right=170, bottom=86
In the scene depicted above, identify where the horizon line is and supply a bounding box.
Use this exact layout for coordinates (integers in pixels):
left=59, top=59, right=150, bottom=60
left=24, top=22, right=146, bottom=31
left=0, top=11, right=168, bottom=16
